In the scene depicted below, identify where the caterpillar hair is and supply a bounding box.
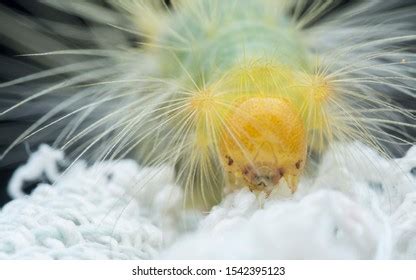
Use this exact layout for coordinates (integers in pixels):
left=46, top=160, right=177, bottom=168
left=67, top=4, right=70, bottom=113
left=0, top=0, right=415, bottom=210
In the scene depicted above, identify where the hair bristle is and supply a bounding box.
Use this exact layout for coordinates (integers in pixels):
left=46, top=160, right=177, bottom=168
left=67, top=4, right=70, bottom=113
left=0, top=0, right=415, bottom=210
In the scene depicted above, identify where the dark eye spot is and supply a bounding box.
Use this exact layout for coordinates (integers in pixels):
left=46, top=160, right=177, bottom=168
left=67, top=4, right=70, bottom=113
left=225, top=155, right=234, bottom=166
left=295, top=160, right=302, bottom=169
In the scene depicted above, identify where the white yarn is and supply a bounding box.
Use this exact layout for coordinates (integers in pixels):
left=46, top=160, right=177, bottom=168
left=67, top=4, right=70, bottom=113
left=0, top=143, right=415, bottom=259
left=7, top=145, right=64, bottom=199
left=163, top=189, right=389, bottom=259
left=1, top=146, right=185, bottom=259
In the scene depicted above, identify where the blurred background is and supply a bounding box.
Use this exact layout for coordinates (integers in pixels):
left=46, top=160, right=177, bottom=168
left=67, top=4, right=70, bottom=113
left=0, top=0, right=415, bottom=206
left=0, top=0, right=122, bottom=205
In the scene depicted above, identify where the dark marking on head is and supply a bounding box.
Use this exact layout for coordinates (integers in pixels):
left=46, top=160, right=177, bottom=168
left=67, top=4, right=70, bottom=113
left=243, top=167, right=249, bottom=175
left=295, top=160, right=302, bottom=169
left=257, top=181, right=266, bottom=187
left=225, top=155, right=234, bottom=166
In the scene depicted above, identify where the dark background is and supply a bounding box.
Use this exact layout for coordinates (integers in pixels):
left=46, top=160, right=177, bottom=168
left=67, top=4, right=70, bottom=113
left=0, top=0, right=415, bottom=206
left=0, top=0, right=111, bottom=205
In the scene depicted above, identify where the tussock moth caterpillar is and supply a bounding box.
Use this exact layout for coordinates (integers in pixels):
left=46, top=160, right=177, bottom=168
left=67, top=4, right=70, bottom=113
left=0, top=0, right=415, bottom=211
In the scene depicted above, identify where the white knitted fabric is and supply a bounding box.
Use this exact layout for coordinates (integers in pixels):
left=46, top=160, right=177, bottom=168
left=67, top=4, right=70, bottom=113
left=0, top=143, right=415, bottom=259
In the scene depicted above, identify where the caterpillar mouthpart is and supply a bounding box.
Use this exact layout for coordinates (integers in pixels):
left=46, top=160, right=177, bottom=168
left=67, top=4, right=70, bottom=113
left=219, top=97, right=307, bottom=194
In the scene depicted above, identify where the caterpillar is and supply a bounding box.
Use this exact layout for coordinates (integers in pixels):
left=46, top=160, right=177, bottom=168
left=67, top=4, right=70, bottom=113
left=0, top=0, right=415, bottom=210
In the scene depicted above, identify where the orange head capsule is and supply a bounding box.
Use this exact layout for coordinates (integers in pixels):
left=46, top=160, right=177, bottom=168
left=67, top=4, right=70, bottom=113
left=219, top=97, right=307, bottom=193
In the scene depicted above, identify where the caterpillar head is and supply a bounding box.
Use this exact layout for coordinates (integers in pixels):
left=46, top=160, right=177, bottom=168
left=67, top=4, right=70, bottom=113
left=185, top=63, right=332, bottom=197
left=219, top=97, right=307, bottom=193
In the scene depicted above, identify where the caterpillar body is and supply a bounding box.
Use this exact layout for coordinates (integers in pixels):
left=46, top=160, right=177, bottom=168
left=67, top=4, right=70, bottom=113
left=0, top=0, right=415, bottom=210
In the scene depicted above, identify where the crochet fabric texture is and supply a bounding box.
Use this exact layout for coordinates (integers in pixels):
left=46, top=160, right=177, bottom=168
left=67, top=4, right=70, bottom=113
left=0, top=143, right=415, bottom=259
